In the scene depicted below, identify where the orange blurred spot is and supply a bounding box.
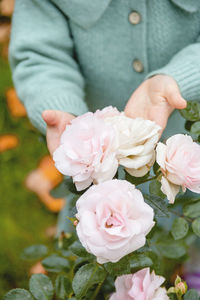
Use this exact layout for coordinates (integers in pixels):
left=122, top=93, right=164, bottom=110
left=0, top=0, right=15, bottom=17
left=25, top=155, right=65, bottom=213
left=6, top=88, right=27, bottom=117
left=0, top=23, right=10, bottom=43
left=29, top=261, right=47, bottom=275
left=39, top=155, right=63, bottom=187
left=0, top=135, right=19, bottom=152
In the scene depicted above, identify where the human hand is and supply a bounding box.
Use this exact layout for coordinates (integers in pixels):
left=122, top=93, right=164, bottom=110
left=42, top=110, right=75, bottom=155
left=124, top=75, right=187, bottom=133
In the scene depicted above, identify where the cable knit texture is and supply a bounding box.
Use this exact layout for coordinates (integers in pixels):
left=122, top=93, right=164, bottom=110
left=9, top=0, right=200, bottom=135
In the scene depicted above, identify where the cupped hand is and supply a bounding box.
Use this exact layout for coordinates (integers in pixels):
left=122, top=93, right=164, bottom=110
left=42, top=110, right=75, bottom=155
left=124, top=75, right=187, bottom=133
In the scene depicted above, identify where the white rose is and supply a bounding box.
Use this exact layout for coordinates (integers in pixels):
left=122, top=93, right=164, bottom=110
left=105, top=114, right=161, bottom=177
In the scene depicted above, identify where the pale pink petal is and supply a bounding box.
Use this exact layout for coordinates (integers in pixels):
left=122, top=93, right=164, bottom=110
left=53, top=109, right=118, bottom=191
left=156, top=142, right=167, bottom=170
left=161, top=177, right=180, bottom=204
left=76, top=180, right=155, bottom=263
left=152, top=287, right=169, bottom=300
left=110, top=268, right=168, bottom=300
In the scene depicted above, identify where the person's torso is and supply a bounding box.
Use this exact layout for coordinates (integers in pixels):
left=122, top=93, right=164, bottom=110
left=52, top=0, right=200, bottom=137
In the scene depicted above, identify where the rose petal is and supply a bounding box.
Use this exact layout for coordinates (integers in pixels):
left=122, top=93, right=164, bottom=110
left=161, top=177, right=180, bottom=204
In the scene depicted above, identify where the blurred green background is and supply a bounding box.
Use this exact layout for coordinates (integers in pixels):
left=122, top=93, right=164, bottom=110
left=0, top=55, right=57, bottom=297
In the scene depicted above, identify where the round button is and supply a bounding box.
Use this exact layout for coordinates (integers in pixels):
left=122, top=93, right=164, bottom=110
left=133, top=59, right=144, bottom=73
left=129, top=11, right=141, bottom=25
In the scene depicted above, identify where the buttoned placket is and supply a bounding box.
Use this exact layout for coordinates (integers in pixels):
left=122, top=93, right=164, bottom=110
left=128, top=1, right=148, bottom=76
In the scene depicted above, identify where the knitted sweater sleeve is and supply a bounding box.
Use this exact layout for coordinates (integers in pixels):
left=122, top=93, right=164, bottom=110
left=146, top=40, right=200, bottom=101
left=9, top=0, right=88, bottom=134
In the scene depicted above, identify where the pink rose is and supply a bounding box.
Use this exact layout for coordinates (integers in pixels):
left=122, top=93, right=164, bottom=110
left=53, top=112, right=118, bottom=191
left=95, top=106, right=120, bottom=119
left=110, top=268, right=169, bottom=300
left=76, top=180, right=155, bottom=263
left=156, top=134, right=200, bottom=203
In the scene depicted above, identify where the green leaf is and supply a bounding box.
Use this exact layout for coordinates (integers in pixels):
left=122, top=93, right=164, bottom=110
left=55, top=275, right=72, bottom=300
left=58, top=232, right=77, bottom=250
left=185, top=232, right=197, bottom=246
left=3, top=289, right=34, bottom=300
left=144, top=194, right=169, bottom=217
left=64, top=177, right=84, bottom=195
left=29, top=274, right=54, bottom=300
left=156, top=238, right=186, bottom=259
left=105, top=253, right=153, bottom=276
left=42, top=254, right=70, bottom=273
left=153, top=162, right=160, bottom=175
left=21, top=245, right=48, bottom=261
left=180, top=101, right=200, bottom=121
left=149, top=180, right=165, bottom=199
left=168, top=294, right=178, bottom=300
left=104, top=255, right=131, bottom=276
left=129, top=253, right=153, bottom=271
left=183, top=201, right=200, bottom=218
left=192, top=217, right=200, bottom=237
left=50, top=181, right=68, bottom=198
left=69, top=241, right=94, bottom=258
left=125, top=171, right=150, bottom=185
left=171, top=218, right=189, bottom=240
left=191, top=121, right=200, bottom=135
left=72, top=263, right=106, bottom=299
left=183, top=289, right=199, bottom=300
left=185, top=120, right=194, bottom=132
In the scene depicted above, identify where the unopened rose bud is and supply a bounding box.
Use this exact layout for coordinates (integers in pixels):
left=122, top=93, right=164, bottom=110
left=73, top=220, right=78, bottom=226
left=175, top=281, right=187, bottom=295
left=175, top=275, right=182, bottom=286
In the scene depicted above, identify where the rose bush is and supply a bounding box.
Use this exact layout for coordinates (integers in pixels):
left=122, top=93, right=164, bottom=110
left=110, top=268, right=169, bottom=300
left=156, top=134, right=200, bottom=203
left=5, top=102, right=200, bottom=300
left=76, top=180, right=155, bottom=263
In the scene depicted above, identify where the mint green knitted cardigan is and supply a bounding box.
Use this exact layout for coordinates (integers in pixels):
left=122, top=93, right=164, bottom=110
left=9, top=0, right=200, bottom=137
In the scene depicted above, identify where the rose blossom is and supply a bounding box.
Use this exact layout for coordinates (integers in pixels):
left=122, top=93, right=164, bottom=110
left=94, top=106, right=120, bottom=119
left=156, top=134, right=200, bottom=203
left=53, top=112, right=118, bottom=191
left=76, top=180, right=155, bottom=264
left=105, top=114, right=161, bottom=177
left=110, top=268, right=169, bottom=300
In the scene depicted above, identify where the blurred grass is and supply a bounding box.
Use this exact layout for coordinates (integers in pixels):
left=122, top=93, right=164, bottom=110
left=0, top=58, right=56, bottom=297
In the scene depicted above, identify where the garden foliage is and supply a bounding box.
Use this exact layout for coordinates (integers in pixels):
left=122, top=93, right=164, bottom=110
left=4, top=101, right=200, bottom=300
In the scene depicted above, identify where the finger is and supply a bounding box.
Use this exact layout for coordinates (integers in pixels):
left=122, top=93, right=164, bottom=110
left=165, top=86, right=187, bottom=109
left=42, top=110, right=62, bottom=126
left=46, top=129, right=61, bottom=155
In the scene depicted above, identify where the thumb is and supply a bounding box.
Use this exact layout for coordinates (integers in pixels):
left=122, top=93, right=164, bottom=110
left=42, top=110, right=62, bottom=127
left=165, top=85, right=187, bottom=110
